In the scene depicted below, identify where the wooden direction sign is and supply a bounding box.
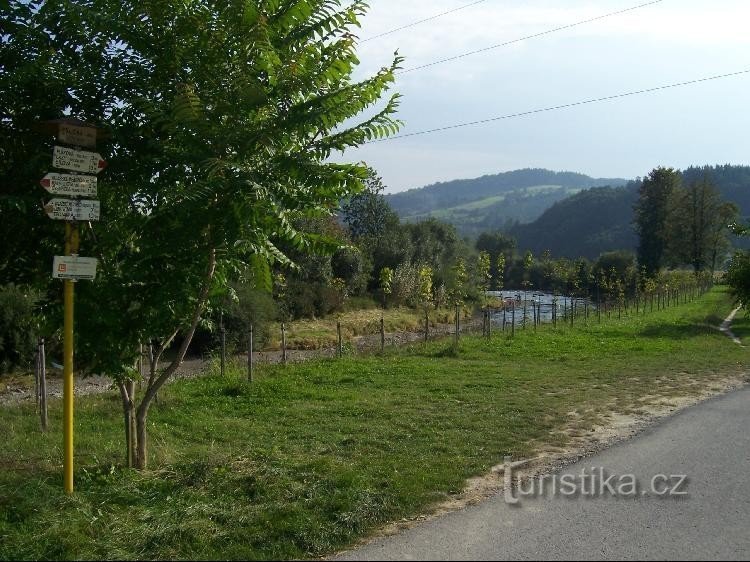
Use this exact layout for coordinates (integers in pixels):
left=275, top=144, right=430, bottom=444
left=44, top=198, right=100, bottom=221
left=52, top=146, right=107, bottom=174
left=40, top=173, right=97, bottom=197
left=34, top=118, right=108, bottom=145
left=52, top=256, right=98, bottom=280
left=58, top=123, right=97, bottom=148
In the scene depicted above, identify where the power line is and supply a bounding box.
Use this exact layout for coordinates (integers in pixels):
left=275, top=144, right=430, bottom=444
left=360, top=0, right=488, bottom=43
left=367, top=69, right=750, bottom=143
left=397, top=0, right=664, bottom=75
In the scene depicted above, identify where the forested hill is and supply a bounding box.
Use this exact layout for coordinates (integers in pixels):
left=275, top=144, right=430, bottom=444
left=512, top=164, right=750, bottom=259
left=386, top=168, right=628, bottom=218
left=682, top=164, right=750, bottom=214
left=511, top=184, right=639, bottom=260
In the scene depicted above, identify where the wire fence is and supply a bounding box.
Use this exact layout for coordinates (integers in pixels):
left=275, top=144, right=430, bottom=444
left=206, top=281, right=715, bottom=381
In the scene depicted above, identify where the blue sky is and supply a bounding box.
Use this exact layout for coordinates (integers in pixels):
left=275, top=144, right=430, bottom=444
left=334, top=0, right=750, bottom=193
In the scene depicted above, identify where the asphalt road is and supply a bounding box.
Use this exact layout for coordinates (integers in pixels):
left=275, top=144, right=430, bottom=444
left=337, top=385, right=750, bottom=561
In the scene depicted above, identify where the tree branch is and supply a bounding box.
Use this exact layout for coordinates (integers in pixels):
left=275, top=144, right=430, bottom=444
left=138, top=248, right=216, bottom=416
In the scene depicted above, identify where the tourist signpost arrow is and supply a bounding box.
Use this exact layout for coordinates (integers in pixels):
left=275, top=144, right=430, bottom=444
left=52, top=256, right=98, bottom=280
left=44, top=198, right=100, bottom=221
left=40, top=173, right=97, bottom=198
left=52, top=145, right=107, bottom=174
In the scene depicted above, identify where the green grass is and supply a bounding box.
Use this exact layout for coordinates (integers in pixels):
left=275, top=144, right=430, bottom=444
left=1, top=288, right=747, bottom=560
left=729, top=306, right=750, bottom=341
left=428, top=193, right=507, bottom=216
left=405, top=185, right=569, bottom=221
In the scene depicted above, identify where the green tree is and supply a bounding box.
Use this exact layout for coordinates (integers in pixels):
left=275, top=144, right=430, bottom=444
left=495, top=253, right=506, bottom=291
left=448, top=258, right=468, bottom=306
left=378, top=267, right=394, bottom=308
left=418, top=266, right=433, bottom=306
left=709, top=201, right=739, bottom=272
left=2, top=0, right=401, bottom=468
left=727, top=250, right=750, bottom=306
left=666, top=176, right=738, bottom=272
left=522, top=251, right=534, bottom=291
left=418, top=265, right=433, bottom=331
left=593, top=251, right=636, bottom=284
left=476, top=232, right=516, bottom=288
left=404, top=219, right=462, bottom=285
left=340, top=170, right=400, bottom=241
left=476, top=251, right=491, bottom=306
left=726, top=221, right=750, bottom=306
left=0, top=284, right=39, bottom=375
left=634, top=167, right=681, bottom=276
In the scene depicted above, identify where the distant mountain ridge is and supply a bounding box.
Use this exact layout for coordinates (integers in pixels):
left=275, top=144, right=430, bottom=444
left=387, top=168, right=628, bottom=217
left=512, top=164, right=750, bottom=259
left=386, top=168, right=628, bottom=237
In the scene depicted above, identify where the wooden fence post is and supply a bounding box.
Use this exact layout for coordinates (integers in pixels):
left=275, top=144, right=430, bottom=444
left=281, top=322, right=287, bottom=365
left=220, top=312, right=226, bottom=377
left=247, top=325, right=254, bottom=383
left=39, top=338, right=49, bottom=431
left=424, top=310, right=429, bottom=343
left=337, top=321, right=343, bottom=358
left=553, top=300, right=557, bottom=327
left=34, top=342, right=40, bottom=414
left=39, top=338, right=48, bottom=431
left=455, top=304, right=460, bottom=344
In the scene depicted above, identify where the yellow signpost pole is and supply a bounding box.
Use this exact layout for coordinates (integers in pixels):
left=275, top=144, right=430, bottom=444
left=38, top=118, right=105, bottom=493
left=63, top=221, right=79, bottom=494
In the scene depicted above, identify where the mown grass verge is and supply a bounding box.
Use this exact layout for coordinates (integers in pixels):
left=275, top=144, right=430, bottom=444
left=0, top=287, right=747, bottom=560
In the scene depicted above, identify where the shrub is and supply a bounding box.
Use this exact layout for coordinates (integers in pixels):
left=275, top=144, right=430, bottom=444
left=226, top=286, right=279, bottom=351
left=727, top=251, right=750, bottom=305
left=391, top=264, right=420, bottom=307
left=285, top=280, right=317, bottom=319
left=0, top=284, right=39, bottom=374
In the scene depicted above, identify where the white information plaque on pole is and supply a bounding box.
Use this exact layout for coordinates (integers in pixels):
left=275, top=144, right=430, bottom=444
left=52, top=256, right=98, bottom=280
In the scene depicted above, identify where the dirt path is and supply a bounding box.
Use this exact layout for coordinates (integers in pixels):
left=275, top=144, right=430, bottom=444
left=720, top=305, right=743, bottom=346
left=0, top=358, right=208, bottom=405
left=0, top=319, right=481, bottom=405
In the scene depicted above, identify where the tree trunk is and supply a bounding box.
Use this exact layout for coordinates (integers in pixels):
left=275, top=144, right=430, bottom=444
left=135, top=406, right=148, bottom=470
left=130, top=248, right=217, bottom=470
left=118, top=382, right=137, bottom=467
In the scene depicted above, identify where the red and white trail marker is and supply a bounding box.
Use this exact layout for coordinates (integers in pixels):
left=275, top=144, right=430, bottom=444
left=40, top=173, right=97, bottom=197
left=52, top=146, right=107, bottom=174
left=44, top=198, right=100, bottom=221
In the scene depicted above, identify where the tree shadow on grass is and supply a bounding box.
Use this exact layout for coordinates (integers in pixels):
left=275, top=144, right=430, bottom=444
left=639, top=318, right=723, bottom=340
left=730, top=314, right=750, bottom=341
left=429, top=342, right=461, bottom=358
